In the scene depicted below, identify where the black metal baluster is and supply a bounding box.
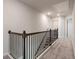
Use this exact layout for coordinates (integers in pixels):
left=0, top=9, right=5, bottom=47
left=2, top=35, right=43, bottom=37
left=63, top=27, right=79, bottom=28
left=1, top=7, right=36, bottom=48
left=50, top=29, right=51, bottom=45
left=23, top=31, right=26, bottom=59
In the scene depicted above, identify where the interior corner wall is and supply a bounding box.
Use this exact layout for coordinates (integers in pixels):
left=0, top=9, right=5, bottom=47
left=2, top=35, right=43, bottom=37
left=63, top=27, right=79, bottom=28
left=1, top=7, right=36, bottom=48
left=64, top=17, right=68, bottom=39
left=3, top=0, right=51, bottom=55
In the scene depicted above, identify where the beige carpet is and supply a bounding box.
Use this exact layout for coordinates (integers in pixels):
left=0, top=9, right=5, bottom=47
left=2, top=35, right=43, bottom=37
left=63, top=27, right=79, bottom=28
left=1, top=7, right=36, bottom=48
left=3, top=55, right=11, bottom=59
left=39, top=39, right=75, bottom=59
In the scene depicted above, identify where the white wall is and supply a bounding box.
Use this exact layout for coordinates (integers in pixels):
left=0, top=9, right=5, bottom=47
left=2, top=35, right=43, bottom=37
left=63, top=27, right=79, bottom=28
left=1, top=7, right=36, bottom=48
left=58, top=16, right=65, bottom=39
left=64, top=15, right=72, bottom=39
left=3, top=0, right=51, bottom=55
left=64, top=17, right=68, bottom=39
left=50, top=17, right=58, bottom=30
left=64, top=6, right=75, bottom=50
left=48, top=16, right=65, bottom=39
left=71, top=6, right=75, bottom=51
left=64, top=6, right=75, bottom=51
left=67, top=17, right=73, bottom=38
left=49, top=16, right=65, bottom=39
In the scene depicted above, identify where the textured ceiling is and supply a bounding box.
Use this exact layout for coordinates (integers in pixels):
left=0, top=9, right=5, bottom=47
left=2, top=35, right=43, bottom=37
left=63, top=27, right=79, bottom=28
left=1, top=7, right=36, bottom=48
left=20, top=0, right=74, bottom=17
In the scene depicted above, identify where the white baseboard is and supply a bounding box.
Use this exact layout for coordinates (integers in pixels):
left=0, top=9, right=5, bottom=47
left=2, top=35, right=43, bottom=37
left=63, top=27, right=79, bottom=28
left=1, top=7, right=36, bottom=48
left=8, top=54, right=14, bottom=59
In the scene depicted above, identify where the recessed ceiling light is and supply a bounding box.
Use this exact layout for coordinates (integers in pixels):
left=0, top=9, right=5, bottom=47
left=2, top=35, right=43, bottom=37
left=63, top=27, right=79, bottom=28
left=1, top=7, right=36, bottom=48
left=47, top=12, right=51, bottom=16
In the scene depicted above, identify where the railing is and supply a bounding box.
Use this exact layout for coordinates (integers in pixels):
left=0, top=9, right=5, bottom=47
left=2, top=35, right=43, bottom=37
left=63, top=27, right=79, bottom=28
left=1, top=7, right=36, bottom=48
left=34, top=29, right=58, bottom=58
left=8, top=29, right=58, bottom=59
left=8, top=31, right=23, bottom=59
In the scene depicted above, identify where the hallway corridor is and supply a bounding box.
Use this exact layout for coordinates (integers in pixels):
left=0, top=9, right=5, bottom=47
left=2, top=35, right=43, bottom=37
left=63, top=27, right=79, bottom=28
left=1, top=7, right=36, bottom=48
left=3, top=0, right=75, bottom=59
left=39, top=39, right=74, bottom=59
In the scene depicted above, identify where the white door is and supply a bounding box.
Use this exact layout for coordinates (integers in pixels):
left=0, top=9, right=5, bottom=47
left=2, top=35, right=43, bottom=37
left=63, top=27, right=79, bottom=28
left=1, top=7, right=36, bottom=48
left=67, top=18, right=72, bottom=38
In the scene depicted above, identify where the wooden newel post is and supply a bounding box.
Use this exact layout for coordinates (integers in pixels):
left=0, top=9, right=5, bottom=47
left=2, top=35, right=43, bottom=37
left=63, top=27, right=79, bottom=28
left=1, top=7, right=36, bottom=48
left=8, top=30, right=11, bottom=34
left=50, top=29, right=51, bottom=42
left=23, top=31, right=26, bottom=59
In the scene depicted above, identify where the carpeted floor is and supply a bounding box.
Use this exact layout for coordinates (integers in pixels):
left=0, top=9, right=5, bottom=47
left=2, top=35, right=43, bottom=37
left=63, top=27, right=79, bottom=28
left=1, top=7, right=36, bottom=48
left=39, top=39, right=75, bottom=59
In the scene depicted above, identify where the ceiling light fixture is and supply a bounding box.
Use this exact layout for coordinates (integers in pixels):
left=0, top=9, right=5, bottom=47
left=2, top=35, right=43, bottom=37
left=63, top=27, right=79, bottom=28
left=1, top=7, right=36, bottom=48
left=46, top=12, right=52, bottom=19
left=47, top=12, right=51, bottom=16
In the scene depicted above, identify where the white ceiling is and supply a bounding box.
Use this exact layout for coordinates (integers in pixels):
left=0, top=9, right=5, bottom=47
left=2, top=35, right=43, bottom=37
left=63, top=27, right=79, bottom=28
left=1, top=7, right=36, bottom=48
left=20, top=0, right=74, bottom=17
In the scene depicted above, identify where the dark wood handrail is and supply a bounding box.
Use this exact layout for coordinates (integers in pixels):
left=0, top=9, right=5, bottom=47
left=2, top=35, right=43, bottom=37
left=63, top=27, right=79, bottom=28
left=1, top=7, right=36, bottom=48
left=8, top=29, right=58, bottom=36
left=8, top=30, right=49, bottom=36
left=8, top=29, right=58, bottom=59
left=8, top=30, right=23, bottom=35
left=8, top=30, right=49, bottom=59
left=26, top=31, right=49, bottom=35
